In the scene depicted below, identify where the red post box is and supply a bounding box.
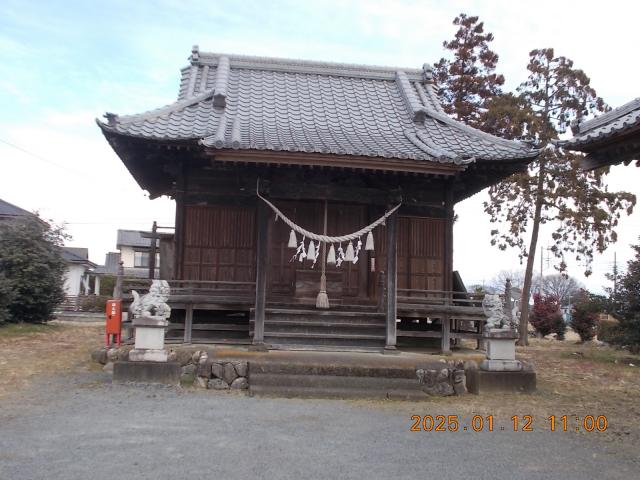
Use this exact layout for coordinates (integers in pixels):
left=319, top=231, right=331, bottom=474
left=105, top=299, right=122, bottom=347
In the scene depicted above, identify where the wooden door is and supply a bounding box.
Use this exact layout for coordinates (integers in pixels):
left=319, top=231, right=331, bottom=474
left=182, top=205, right=256, bottom=282
left=267, top=200, right=368, bottom=302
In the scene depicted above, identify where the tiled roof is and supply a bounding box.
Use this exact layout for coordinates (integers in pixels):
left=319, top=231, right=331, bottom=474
left=560, top=98, right=640, bottom=149
left=116, top=229, right=152, bottom=248
left=99, top=48, right=537, bottom=165
left=62, top=247, right=96, bottom=267
left=0, top=198, right=34, bottom=218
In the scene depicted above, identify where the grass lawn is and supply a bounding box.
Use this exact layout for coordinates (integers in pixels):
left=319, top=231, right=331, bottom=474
left=0, top=322, right=63, bottom=337
left=0, top=321, right=103, bottom=400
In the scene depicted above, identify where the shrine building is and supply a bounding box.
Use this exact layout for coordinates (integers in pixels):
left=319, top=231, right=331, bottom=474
left=98, top=47, right=538, bottom=352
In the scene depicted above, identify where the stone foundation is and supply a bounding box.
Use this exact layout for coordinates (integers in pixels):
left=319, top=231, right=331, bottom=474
left=466, top=367, right=536, bottom=394
left=113, top=361, right=181, bottom=385
left=191, top=352, right=249, bottom=391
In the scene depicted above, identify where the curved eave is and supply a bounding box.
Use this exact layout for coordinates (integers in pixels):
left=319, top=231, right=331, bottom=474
left=97, top=120, right=201, bottom=198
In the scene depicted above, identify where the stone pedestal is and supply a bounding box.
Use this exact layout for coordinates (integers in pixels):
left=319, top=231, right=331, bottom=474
left=467, top=328, right=536, bottom=394
left=480, top=329, right=521, bottom=372
left=128, top=316, right=168, bottom=362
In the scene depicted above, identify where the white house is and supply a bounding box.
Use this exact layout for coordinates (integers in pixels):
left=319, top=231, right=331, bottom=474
left=61, top=247, right=96, bottom=297
left=116, top=229, right=160, bottom=278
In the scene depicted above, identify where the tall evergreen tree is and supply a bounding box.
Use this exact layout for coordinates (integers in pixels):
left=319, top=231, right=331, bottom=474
left=610, top=241, right=640, bottom=348
left=484, top=49, right=636, bottom=344
left=434, top=13, right=505, bottom=129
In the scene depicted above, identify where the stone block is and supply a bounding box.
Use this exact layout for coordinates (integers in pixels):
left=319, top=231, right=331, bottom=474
left=466, top=368, right=536, bottom=394
left=132, top=316, right=168, bottom=350
left=194, top=376, right=208, bottom=388
left=233, top=361, right=248, bottom=378
left=211, top=361, right=225, bottom=379
left=91, top=348, right=108, bottom=365
left=230, top=377, right=248, bottom=390
left=480, top=359, right=522, bottom=372
left=486, top=338, right=516, bottom=360
left=197, top=359, right=213, bottom=378
left=223, top=363, right=238, bottom=384
left=129, top=348, right=168, bottom=362
left=113, top=361, right=181, bottom=385
left=208, top=378, right=230, bottom=390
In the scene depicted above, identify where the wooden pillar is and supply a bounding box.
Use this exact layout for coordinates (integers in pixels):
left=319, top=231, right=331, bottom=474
left=441, top=185, right=454, bottom=353
left=252, top=201, right=268, bottom=349
left=385, top=210, right=398, bottom=352
left=174, top=163, right=187, bottom=280
left=94, top=276, right=101, bottom=296
left=183, top=304, right=193, bottom=344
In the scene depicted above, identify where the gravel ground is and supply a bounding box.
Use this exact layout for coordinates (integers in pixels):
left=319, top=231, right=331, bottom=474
left=0, top=370, right=638, bottom=480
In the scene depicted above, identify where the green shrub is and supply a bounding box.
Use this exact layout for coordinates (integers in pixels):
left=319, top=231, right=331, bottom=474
left=570, top=290, right=599, bottom=342
left=80, top=295, right=109, bottom=313
left=0, top=272, right=14, bottom=324
left=597, top=319, right=620, bottom=344
left=0, top=217, right=67, bottom=323
left=99, top=275, right=116, bottom=296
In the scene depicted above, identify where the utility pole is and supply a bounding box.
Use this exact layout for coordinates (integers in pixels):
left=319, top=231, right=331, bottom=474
left=148, top=221, right=157, bottom=280
left=539, top=246, right=544, bottom=294
left=613, top=252, right=618, bottom=314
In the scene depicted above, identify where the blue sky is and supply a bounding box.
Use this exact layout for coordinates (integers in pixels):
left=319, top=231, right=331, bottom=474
left=1, top=0, right=639, bottom=291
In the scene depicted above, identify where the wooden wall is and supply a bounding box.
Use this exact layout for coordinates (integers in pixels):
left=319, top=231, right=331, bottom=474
left=182, top=205, right=256, bottom=282
left=175, top=163, right=450, bottom=304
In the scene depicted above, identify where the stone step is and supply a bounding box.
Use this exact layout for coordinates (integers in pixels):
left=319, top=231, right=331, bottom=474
left=249, top=384, right=426, bottom=401
left=251, top=373, right=419, bottom=390
left=251, top=362, right=417, bottom=378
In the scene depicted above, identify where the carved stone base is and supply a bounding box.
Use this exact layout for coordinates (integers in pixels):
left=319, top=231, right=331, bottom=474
left=480, top=359, right=522, bottom=372
left=129, top=348, right=168, bottom=362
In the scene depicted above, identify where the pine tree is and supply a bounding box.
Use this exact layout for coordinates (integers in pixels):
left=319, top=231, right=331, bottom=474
left=434, top=13, right=505, bottom=129
left=484, top=48, right=636, bottom=345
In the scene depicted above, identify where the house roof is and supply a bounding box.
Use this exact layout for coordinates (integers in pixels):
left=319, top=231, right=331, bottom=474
left=98, top=47, right=537, bottom=169
left=94, top=252, right=121, bottom=275
left=61, top=247, right=96, bottom=267
left=557, top=98, right=640, bottom=170
left=0, top=198, right=35, bottom=219
left=117, top=229, right=152, bottom=248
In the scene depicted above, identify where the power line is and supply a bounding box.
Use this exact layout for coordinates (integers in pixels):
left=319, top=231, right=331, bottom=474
left=0, top=137, right=91, bottom=177
left=0, top=137, right=135, bottom=194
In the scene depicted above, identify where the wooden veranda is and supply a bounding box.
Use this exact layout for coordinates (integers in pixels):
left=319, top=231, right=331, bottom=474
left=118, top=275, right=488, bottom=352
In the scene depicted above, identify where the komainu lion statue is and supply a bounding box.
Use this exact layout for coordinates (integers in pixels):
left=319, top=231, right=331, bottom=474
left=129, top=280, right=171, bottom=320
left=482, top=294, right=512, bottom=330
